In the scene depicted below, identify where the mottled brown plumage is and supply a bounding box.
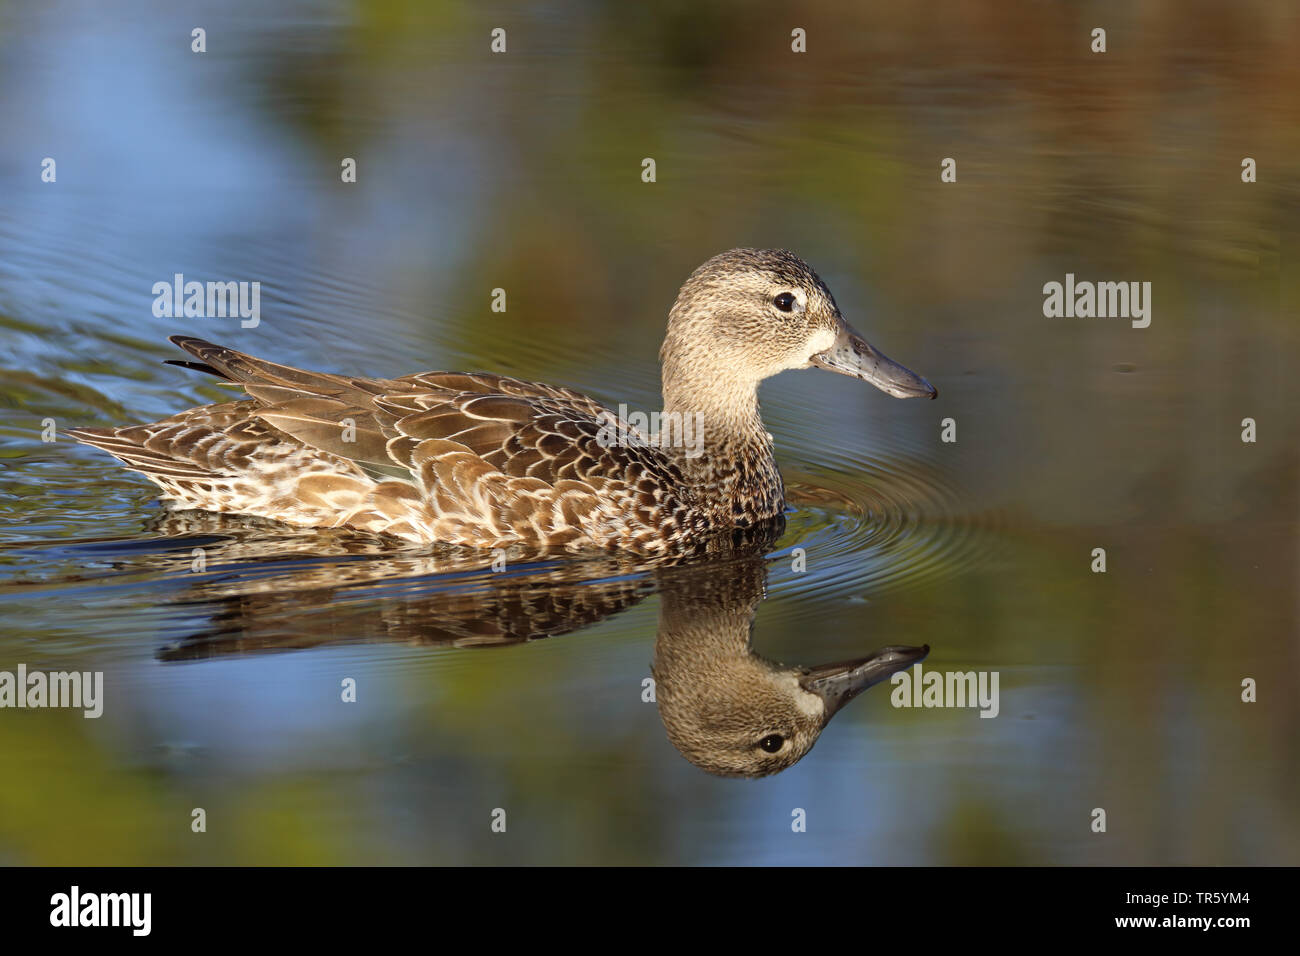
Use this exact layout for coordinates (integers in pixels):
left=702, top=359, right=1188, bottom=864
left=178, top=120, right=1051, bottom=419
left=70, top=249, right=936, bottom=553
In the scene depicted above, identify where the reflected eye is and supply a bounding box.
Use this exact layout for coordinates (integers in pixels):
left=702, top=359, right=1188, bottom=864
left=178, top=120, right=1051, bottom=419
left=758, top=734, right=785, bottom=753
left=773, top=292, right=796, bottom=313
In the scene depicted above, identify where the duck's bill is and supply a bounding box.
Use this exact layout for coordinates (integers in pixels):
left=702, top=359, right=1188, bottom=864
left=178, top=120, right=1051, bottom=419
left=799, top=644, right=930, bottom=720
left=810, top=322, right=937, bottom=399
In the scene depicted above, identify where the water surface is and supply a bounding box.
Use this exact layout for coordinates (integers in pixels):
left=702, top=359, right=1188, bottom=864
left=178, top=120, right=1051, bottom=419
left=0, top=0, right=1296, bottom=864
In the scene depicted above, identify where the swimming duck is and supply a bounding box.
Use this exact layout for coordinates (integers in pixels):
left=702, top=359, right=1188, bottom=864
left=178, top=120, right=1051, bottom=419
left=71, top=249, right=936, bottom=553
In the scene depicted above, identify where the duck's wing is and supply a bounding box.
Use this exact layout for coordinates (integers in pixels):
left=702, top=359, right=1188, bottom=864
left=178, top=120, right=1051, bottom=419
left=163, top=336, right=669, bottom=478
left=157, top=337, right=695, bottom=548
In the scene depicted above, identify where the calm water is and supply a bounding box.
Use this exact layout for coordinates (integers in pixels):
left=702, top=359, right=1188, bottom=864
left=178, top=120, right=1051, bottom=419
left=0, top=1, right=1297, bottom=864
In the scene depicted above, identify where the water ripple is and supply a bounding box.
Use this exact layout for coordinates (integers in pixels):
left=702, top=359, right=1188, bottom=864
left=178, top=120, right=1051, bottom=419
left=770, top=432, right=998, bottom=611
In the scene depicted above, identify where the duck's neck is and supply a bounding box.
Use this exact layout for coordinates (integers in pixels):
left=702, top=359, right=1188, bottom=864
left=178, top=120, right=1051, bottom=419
left=660, top=364, right=785, bottom=526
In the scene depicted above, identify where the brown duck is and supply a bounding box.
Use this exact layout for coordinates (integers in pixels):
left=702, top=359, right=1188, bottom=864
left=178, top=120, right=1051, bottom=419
left=71, top=249, right=936, bottom=553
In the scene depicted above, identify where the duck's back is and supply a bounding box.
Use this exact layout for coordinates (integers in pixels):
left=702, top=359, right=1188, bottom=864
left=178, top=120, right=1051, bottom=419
left=69, top=337, right=706, bottom=552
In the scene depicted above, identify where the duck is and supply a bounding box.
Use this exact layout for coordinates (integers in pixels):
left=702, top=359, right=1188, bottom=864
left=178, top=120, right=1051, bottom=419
left=70, top=248, right=936, bottom=553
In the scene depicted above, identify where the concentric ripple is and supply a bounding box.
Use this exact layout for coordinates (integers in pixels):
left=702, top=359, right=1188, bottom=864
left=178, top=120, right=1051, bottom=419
left=766, top=419, right=999, bottom=608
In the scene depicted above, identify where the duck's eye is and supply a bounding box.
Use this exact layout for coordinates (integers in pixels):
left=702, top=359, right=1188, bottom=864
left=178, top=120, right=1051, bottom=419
left=758, top=734, right=785, bottom=753
left=772, top=292, right=796, bottom=313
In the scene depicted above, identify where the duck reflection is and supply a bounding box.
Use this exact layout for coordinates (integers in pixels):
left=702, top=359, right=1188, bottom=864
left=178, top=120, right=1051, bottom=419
left=653, top=559, right=926, bottom=777
left=152, top=513, right=925, bottom=777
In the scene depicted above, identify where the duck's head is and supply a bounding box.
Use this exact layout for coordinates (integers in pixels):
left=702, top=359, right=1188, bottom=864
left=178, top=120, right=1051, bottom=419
left=656, top=638, right=930, bottom=778
left=653, top=559, right=929, bottom=778
left=661, top=248, right=937, bottom=402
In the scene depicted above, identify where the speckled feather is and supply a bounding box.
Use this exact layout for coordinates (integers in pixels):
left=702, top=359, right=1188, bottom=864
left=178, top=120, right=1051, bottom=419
left=70, top=341, right=715, bottom=553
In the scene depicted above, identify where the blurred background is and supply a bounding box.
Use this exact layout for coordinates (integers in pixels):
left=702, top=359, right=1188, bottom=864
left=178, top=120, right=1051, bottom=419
left=0, top=0, right=1296, bottom=863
